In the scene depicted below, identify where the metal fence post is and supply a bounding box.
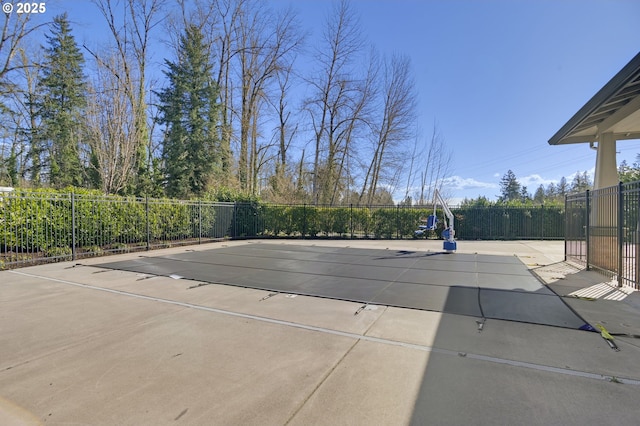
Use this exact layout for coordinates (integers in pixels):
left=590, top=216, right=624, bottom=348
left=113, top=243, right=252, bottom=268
left=636, top=184, right=640, bottom=289
left=146, top=196, right=150, bottom=251
left=396, top=205, right=400, bottom=239
left=233, top=202, right=238, bottom=238
left=563, top=198, right=567, bottom=261
left=618, top=182, right=624, bottom=287
left=541, top=204, right=545, bottom=240
left=71, top=192, right=76, bottom=261
left=198, top=200, right=202, bottom=244
left=350, top=203, right=353, bottom=239
left=585, top=190, right=590, bottom=270
left=303, top=203, right=307, bottom=238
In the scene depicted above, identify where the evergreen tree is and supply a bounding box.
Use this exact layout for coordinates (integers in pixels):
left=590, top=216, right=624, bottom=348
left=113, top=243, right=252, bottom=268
left=34, top=14, right=87, bottom=188
left=533, top=184, right=545, bottom=204
left=571, top=171, right=592, bottom=193
left=157, top=25, right=221, bottom=198
left=619, top=156, right=640, bottom=183
left=545, top=182, right=557, bottom=200
left=461, top=196, right=492, bottom=207
left=557, top=176, right=569, bottom=198
left=499, top=169, right=521, bottom=202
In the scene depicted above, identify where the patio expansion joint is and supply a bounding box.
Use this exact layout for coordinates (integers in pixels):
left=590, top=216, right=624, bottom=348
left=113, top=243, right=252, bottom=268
left=8, top=269, right=640, bottom=386
left=284, top=339, right=360, bottom=425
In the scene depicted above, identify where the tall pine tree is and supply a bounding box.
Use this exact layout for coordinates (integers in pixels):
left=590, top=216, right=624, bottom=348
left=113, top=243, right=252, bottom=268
left=499, top=169, right=521, bottom=202
left=557, top=176, right=569, bottom=198
left=34, top=13, right=87, bottom=188
left=157, top=25, right=221, bottom=198
left=571, top=171, right=592, bottom=192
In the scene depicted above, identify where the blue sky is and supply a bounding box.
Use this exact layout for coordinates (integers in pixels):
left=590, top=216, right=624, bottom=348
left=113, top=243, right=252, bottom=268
left=55, top=0, right=640, bottom=202
left=279, top=0, right=640, bottom=201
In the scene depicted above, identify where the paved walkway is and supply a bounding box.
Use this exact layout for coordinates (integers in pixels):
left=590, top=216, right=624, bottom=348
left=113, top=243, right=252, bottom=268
left=1, top=240, right=639, bottom=425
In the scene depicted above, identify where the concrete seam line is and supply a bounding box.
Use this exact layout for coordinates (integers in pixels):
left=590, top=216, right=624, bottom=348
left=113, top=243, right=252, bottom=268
left=361, top=305, right=389, bottom=336
left=9, top=270, right=640, bottom=386
left=284, top=339, right=360, bottom=426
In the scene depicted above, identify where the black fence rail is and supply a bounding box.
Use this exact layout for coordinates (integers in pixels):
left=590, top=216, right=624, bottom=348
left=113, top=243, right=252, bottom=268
left=253, top=204, right=564, bottom=240
left=453, top=205, right=564, bottom=240
left=1, top=191, right=238, bottom=269
left=565, top=182, right=640, bottom=290
left=1, top=190, right=565, bottom=270
left=565, top=191, right=588, bottom=264
left=257, top=204, right=434, bottom=239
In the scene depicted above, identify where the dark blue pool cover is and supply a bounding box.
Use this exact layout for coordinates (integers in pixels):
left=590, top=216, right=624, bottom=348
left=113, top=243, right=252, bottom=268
left=94, top=243, right=589, bottom=329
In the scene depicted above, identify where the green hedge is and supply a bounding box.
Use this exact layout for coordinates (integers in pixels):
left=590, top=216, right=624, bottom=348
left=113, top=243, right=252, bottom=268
left=258, top=205, right=437, bottom=239
left=453, top=206, right=564, bottom=240
left=1, top=189, right=225, bottom=259
left=2, top=190, right=565, bottom=269
left=255, top=204, right=564, bottom=240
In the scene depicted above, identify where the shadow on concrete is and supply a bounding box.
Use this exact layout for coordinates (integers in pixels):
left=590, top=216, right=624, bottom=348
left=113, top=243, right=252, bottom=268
left=409, top=282, right=640, bottom=425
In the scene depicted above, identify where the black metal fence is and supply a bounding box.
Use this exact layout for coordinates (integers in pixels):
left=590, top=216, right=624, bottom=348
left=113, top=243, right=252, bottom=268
left=255, top=204, right=564, bottom=240
left=1, top=190, right=565, bottom=270
left=565, top=181, right=640, bottom=290
left=1, top=191, right=238, bottom=269
left=452, top=205, right=564, bottom=240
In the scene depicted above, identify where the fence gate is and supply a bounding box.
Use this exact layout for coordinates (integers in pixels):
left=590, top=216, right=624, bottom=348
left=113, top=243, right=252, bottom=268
left=565, top=182, right=640, bottom=290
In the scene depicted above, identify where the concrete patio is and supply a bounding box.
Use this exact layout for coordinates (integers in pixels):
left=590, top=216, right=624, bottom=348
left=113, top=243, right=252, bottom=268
left=2, top=240, right=639, bottom=425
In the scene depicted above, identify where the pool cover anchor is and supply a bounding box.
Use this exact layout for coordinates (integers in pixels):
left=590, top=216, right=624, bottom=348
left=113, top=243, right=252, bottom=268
left=354, top=304, right=368, bottom=316
left=596, top=324, right=620, bottom=351
left=260, top=292, right=280, bottom=301
left=354, top=304, right=379, bottom=315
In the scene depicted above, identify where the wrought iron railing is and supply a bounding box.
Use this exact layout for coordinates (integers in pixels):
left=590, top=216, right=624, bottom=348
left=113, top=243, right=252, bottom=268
left=565, top=182, right=640, bottom=290
left=1, top=191, right=237, bottom=269
left=1, top=191, right=565, bottom=269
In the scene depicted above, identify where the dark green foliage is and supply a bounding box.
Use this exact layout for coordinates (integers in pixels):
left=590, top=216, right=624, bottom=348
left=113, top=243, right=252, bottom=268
left=2, top=188, right=568, bottom=269
left=205, top=187, right=258, bottom=203
left=258, top=205, right=436, bottom=239
left=372, top=209, right=397, bottom=238
left=0, top=189, right=224, bottom=267
left=1, top=189, right=73, bottom=253
left=233, top=203, right=261, bottom=237
left=571, top=171, right=591, bottom=193
left=499, top=170, right=521, bottom=202
left=258, top=204, right=564, bottom=241
left=557, top=176, right=569, bottom=198
left=453, top=205, right=564, bottom=240
left=5, top=146, right=18, bottom=186
left=34, top=14, right=87, bottom=188
left=618, top=157, right=640, bottom=183
left=350, top=208, right=372, bottom=237
left=157, top=25, right=221, bottom=199
left=533, top=185, right=545, bottom=204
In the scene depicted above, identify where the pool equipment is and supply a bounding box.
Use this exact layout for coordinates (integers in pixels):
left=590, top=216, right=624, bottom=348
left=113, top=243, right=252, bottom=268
left=429, top=189, right=457, bottom=252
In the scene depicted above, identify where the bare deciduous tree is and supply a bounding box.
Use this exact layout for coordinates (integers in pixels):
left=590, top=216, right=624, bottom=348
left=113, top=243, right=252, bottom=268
left=417, top=124, right=452, bottom=205
left=0, top=12, right=48, bottom=99
left=233, top=0, right=302, bottom=194
left=0, top=12, right=49, bottom=185
left=263, top=61, right=299, bottom=199
left=91, top=0, right=166, bottom=193
left=0, top=48, right=43, bottom=185
left=359, top=53, right=416, bottom=206
left=305, top=0, right=368, bottom=205
left=85, top=53, right=139, bottom=194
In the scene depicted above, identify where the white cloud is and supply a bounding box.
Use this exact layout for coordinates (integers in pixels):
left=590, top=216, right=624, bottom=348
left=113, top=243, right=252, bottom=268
left=518, top=174, right=556, bottom=188
left=443, top=176, right=498, bottom=191
left=566, top=168, right=595, bottom=182
left=518, top=168, right=596, bottom=189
